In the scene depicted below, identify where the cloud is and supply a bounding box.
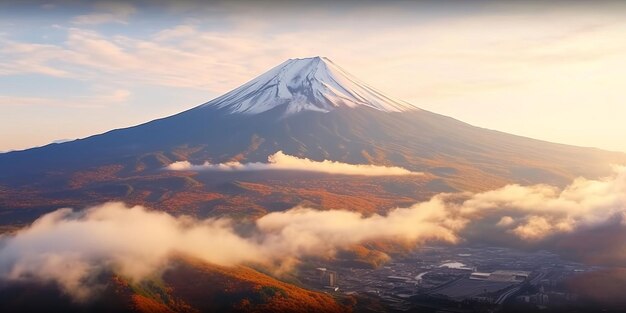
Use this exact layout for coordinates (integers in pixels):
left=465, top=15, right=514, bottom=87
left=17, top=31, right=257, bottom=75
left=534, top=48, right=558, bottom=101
left=0, top=203, right=264, bottom=301
left=1, top=166, right=625, bottom=301
left=5, top=6, right=626, bottom=95
left=496, top=216, right=514, bottom=227
left=422, top=166, right=626, bottom=266
left=0, top=88, right=130, bottom=108
left=71, top=13, right=129, bottom=25
left=252, top=165, right=626, bottom=264
left=256, top=201, right=463, bottom=272
left=71, top=2, right=136, bottom=25
left=458, top=166, right=626, bottom=240
left=166, top=151, right=423, bottom=176
left=0, top=200, right=456, bottom=300
left=0, top=40, right=73, bottom=77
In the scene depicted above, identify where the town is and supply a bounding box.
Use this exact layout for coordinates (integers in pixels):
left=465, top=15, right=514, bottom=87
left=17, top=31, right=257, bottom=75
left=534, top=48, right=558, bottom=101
left=301, top=245, right=597, bottom=312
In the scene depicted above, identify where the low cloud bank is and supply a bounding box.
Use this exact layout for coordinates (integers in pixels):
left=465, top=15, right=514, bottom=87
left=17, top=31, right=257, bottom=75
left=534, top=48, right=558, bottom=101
left=166, top=151, right=422, bottom=176
left=458, top=165, right=626, bottom=243
left=0, top=201, right=453, bottom=300
left=1, top=167, right=625, bottom=300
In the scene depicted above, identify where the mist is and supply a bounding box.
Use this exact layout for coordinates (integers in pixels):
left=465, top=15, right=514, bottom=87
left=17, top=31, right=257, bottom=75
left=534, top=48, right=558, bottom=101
left=166, top=151, right=423, bottom=176
left=1, top=166, right=624, bottom=301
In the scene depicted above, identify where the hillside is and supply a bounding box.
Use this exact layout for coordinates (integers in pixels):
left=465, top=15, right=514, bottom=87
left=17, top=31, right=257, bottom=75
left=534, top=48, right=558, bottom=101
left=0, top=257, right=347, bottom=313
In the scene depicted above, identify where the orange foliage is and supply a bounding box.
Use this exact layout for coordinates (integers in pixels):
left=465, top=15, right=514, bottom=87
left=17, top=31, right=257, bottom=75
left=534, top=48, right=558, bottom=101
left=69, top=165, right=124, bottom=188
left=131, top=294, right=176, bottom=313
left=163, top=257, right=348, bottom=313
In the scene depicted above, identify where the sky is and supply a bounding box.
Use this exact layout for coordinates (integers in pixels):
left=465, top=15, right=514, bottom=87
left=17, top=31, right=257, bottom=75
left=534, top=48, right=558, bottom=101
left=1, top=0, right=625, bottom=153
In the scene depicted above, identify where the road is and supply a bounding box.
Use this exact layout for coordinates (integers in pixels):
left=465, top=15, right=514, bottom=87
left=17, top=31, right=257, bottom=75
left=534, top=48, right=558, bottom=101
left=495, top=272, right=546, bottom=305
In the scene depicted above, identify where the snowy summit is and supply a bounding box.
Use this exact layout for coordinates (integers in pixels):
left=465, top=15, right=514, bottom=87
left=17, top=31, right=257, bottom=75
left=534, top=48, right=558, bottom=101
left=202, top=56, right=419, bottom=116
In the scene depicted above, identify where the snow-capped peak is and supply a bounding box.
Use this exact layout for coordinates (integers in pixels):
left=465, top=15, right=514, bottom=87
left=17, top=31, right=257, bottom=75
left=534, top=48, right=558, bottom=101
left=201, top=56, right=420, bottom=116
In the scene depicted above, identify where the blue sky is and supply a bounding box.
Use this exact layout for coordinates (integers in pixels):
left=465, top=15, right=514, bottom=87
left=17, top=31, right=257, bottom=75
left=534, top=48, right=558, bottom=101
left=1, top=1, right=626, bottom=153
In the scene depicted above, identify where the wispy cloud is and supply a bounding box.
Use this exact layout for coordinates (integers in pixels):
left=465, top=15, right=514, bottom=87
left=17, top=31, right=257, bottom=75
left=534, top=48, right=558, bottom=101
left=0, top=87, right=130, bottom=108
left=0, top=40, right=72, bottom=77
left=4, top=8, right=625, bottom=94
left=1, top=5, right=625, bottom=128
left=71, top=2, right=136, bottom=25
left=166, top=151, right=423, bottom=176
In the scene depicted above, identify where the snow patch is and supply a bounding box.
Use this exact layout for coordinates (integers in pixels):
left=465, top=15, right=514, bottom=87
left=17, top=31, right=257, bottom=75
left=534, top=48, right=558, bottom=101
left=201, top=57, right=420, bottom=116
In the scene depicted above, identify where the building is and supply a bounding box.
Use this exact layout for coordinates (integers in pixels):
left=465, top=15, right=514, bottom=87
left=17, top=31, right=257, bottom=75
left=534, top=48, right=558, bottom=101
left=516, top=293, right=549, bottom=305
left=327, top=271, right=337, bottom=287
left=469, top=270, right=529, bottom=282
left=469, top=272, right=491, bottom=280
left=316, top=267, right=338, bottom=287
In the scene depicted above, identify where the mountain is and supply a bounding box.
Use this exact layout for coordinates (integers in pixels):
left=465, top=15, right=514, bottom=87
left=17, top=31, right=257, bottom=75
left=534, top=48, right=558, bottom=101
left=1, top=56, right=625, bottom=313
left=0, top=56, right=624, bottom=223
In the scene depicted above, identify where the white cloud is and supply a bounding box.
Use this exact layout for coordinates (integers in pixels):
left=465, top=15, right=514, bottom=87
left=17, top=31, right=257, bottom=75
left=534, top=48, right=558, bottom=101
left=0, top=203, right=263, bottom=301
left=459, top=166, right=626, bottom=240
left=496, top=216, right=515, bottom=227
left=0, top=200, right=455, bottom=300
left=256, top=201, right=463, bottom=272
left=167, top=151, right=423, bottom=176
